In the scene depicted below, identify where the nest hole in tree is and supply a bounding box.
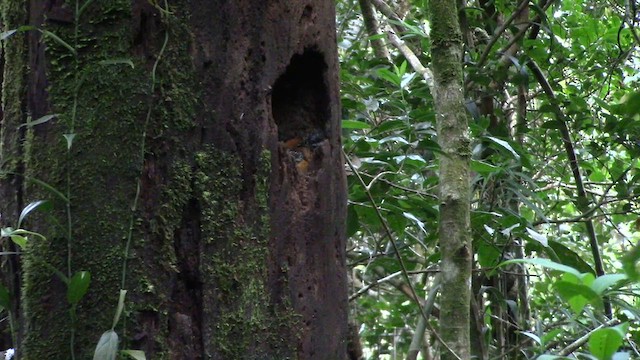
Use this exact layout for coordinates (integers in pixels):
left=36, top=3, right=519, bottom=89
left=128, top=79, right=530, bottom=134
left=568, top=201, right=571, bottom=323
left=272, top=49, right=330, bottom=173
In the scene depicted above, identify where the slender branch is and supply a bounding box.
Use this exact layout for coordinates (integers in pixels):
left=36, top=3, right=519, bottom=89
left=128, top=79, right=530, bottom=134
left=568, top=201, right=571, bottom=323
left=557, top=318, right=620, bottom=356
left=407, top=275, right=442, bottom=360
left=477, top=0, right=531, bottom=68
left=369, top=0, right=402, bottom=23
left=386, top=30, right=435, bottom=92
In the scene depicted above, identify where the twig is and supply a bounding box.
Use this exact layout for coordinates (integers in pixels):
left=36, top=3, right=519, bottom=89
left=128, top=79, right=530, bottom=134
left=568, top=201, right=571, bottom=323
left=557, top=318, right=620, bottom=356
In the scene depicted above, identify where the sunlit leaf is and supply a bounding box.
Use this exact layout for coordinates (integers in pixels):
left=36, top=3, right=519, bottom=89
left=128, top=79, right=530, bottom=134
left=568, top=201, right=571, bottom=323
left=121, top=350, right=146, bottom=360
left=93, top=330, right=119, bottom=360
left=589, top=326, right=625, bottom=360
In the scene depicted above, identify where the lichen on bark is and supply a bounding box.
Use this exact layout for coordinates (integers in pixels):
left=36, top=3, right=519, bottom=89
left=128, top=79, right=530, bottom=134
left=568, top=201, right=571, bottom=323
left=430, top=0, right=472, bottom=359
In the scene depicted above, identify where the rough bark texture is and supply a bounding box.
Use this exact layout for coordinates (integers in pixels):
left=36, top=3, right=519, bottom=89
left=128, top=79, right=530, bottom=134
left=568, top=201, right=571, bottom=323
left=430, top=0, right=472, bottom=359
left=0, top=1, right=347, bottom=359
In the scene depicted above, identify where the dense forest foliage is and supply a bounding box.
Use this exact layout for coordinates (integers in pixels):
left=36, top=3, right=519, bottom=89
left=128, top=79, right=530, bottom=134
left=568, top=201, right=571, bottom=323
left=0, top=0, right=639, bottom=359
left=338, top=0, right=640, bottom=359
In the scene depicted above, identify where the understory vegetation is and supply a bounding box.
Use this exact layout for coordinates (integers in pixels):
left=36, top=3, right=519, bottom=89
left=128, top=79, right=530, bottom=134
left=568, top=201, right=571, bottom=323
left=338, top=0, right=640, bottom=359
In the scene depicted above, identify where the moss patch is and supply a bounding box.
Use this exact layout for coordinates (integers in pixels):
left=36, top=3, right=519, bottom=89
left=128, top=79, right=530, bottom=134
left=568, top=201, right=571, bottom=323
left=195, top=147, right=298, bottom=358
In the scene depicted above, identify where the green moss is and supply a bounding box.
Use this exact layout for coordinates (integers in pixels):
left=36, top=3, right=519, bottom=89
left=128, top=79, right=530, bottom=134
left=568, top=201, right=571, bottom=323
left=19, top=1, right=165, bottom=359
left=194, top=147, right=298, bottom=358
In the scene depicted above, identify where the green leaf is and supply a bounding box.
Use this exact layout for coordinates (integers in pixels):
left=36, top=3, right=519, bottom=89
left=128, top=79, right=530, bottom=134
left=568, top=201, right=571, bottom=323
left=93, top=330, right=119, bottom=360
left=112, top=290, right=127, bottom=329
left=548, top=240, right=594, bottom=275
left=0, top=283, right=10, bottom=310
left=98, top=59, right=135, bottom=69
left=18, top=200, right=52, bottom=228
left=555, top=280, right=601, bottom=313
left=19, top=114, right=58, bottom=129
left=622, top=244, right=640, bottom=281
left=342, top=120, right=371, bottom=129
left=346, top=205, right=359, bottom=238
left=500, top=258, right=582, bottom=277
left=591, top=274, right=627, bottom=295
left=486, top=136, right=521, bottom=160
left=22, top=175, right=69, bottom=203
left=40, top=30, right=76, bottom=55
left=541, top=120, right=562, bottom=129
left=1, top=25, right=37, bottom=40
left=477, top=241, right=501, bottom=267
left=67, top=271, right=91, bottom=305
left=10, top=235, right=27, bottom=249
left=589, top=327, right=625, bottom=360
left=376, top=68, right=401, bottom=86
left=471, top=160, right=501, bottom=174
left=121, top=350, right=146, bottom=360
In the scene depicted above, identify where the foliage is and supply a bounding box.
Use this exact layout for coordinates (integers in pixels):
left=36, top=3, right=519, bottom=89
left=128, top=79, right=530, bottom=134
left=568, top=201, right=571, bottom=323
left=339, top=0, right=640, bottom=359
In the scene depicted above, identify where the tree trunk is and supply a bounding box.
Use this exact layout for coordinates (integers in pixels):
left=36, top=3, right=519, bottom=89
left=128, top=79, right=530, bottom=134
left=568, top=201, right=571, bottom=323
left=1, top=1, right=347, bottom=359
left=430, top=0, right=472, bottom=359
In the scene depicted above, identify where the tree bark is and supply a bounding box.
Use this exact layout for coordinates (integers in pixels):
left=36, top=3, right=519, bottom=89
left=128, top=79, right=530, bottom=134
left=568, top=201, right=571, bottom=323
left=429, top=0, right=472, bottom=359
left=1, top=1, right=347, bottom=359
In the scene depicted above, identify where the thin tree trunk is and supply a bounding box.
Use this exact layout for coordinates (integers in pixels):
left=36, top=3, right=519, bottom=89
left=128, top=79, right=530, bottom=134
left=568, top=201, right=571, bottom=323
left=2, top=1, right=347, bottom=359
left=429, top=0, right=472, bottom=359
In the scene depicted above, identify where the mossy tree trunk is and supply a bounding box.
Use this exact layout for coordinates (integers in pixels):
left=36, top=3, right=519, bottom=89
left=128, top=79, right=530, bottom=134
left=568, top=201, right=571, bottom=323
left=429, top=0, right=472, bottom=359
left=0, top=1, right=347, bottom=359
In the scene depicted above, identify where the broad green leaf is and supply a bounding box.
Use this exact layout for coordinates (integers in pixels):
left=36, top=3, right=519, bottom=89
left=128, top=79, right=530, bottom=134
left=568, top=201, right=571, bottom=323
left=10, top=235, right=27, bottom=249
left=555, top=281, right=602, bottom=313
left=591, top=274, right=627, bottom=295
left=342, top=120, right=371, bottom=129
left=121, top=350, right=146, bottom=360
left=471, top=160, right=500, bottom=174
left=477, top=241, right=501, bottom=268
left=67, top=271, right=91, bottom=305
left=376, top=68, right=400, bottom=86
left=486, top=136, right=520, bottom=160
left=93, top=330, right=119, bottom=360
left=548, top=240, right=595, bottom=275
left=374, top=120, right=406, bottom=134
left=589, top=327, right=625, bottom=360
